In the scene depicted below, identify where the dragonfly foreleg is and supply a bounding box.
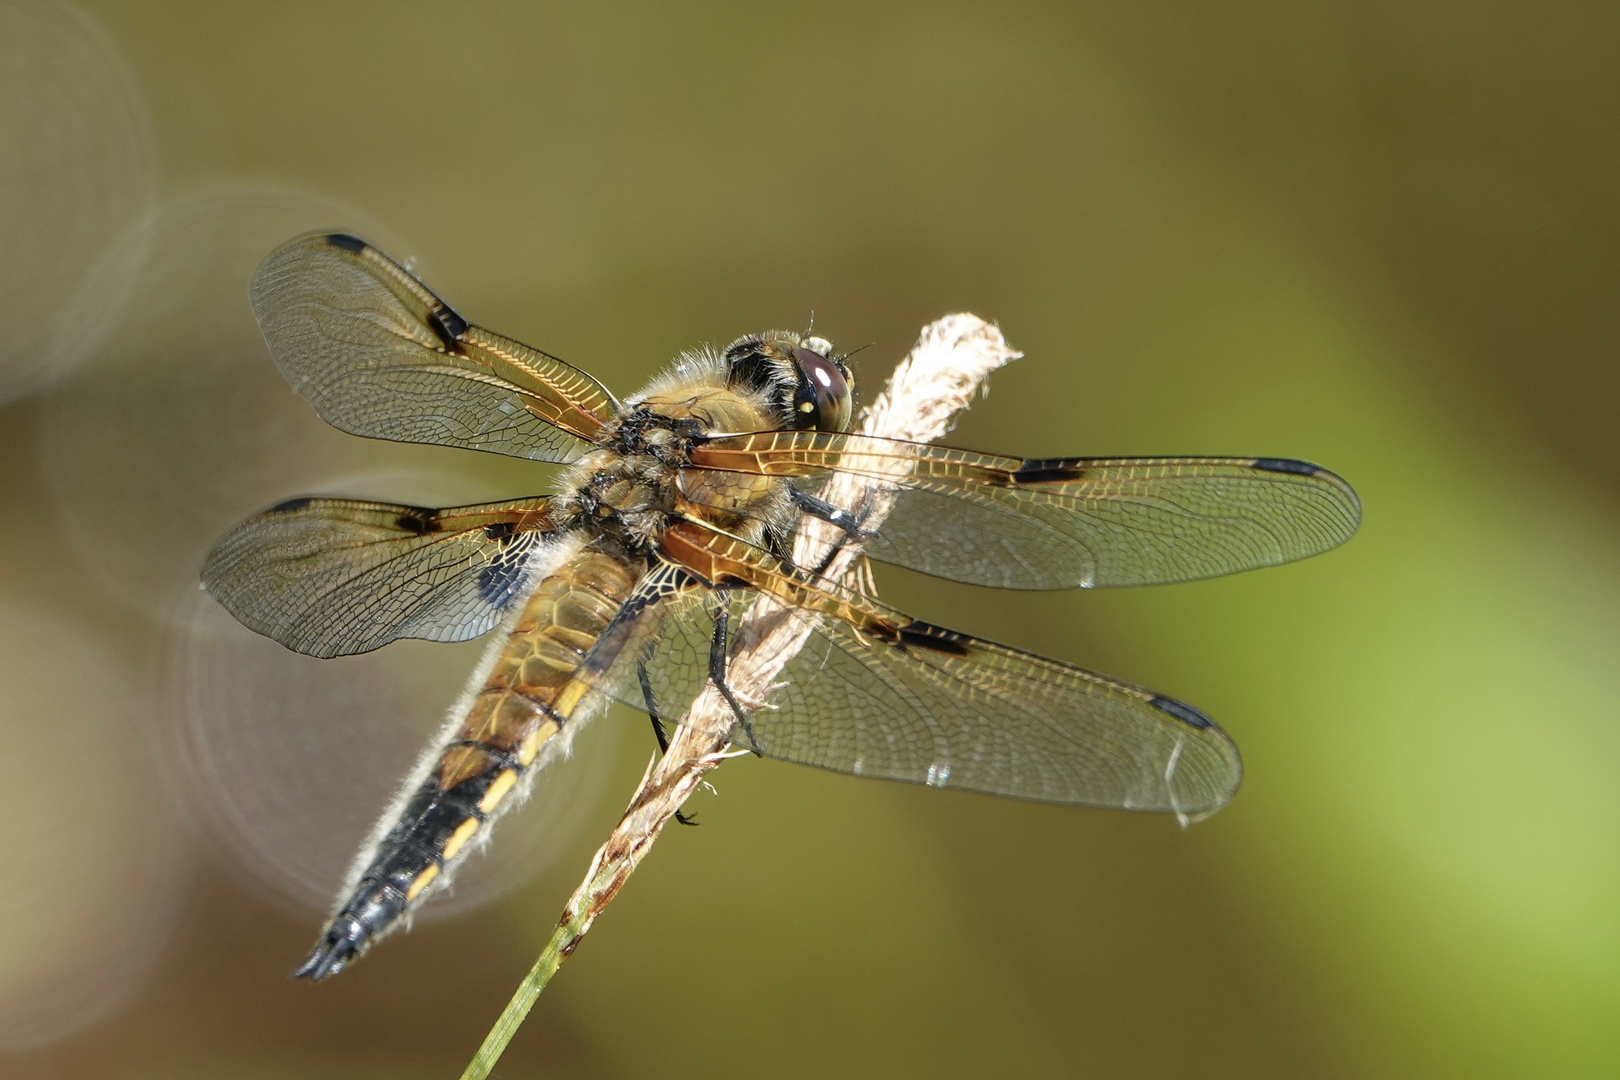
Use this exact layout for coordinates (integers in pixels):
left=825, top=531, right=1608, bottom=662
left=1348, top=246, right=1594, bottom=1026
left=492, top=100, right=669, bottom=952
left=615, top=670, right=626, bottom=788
left=708, top=588, right=762, bottom=755
left=789, top=485, right=871, bottom=577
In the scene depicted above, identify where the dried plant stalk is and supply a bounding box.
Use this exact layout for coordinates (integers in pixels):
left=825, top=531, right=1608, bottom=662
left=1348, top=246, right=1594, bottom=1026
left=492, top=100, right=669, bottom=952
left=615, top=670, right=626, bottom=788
left=460, top=314, right=1019, bottom=1080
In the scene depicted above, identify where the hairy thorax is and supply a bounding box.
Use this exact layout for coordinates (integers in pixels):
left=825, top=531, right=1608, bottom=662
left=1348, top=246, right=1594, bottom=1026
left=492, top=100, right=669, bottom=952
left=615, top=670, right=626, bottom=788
left=554, top=385, right=787, bottom=553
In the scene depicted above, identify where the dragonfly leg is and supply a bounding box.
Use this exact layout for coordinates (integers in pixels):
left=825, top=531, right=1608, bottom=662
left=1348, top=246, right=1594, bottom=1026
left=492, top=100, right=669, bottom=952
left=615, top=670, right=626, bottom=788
left=640, top=660, right=698, bottom=826
left=789, top=485, right=871, bottom=577
left=639, top=661, right=672, bottom=754
left=709, top=588, right=762, bottom=755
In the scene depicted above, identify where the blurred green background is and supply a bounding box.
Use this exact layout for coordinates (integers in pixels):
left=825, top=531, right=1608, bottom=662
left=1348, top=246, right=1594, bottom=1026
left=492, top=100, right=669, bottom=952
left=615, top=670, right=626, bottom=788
left=2, top=1, right=1617, bottom=1077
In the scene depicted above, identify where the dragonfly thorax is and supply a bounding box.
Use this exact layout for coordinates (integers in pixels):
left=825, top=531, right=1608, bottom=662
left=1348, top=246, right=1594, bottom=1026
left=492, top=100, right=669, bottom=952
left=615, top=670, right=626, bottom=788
left=556, top=390, right=789, bottom=553
left=556, top=442, right=685, bottom=554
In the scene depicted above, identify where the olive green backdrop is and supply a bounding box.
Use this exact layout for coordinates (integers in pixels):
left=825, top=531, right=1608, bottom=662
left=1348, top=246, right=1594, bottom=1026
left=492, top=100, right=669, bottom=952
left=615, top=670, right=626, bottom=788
left=2, top=1, right=1617, bottom=1077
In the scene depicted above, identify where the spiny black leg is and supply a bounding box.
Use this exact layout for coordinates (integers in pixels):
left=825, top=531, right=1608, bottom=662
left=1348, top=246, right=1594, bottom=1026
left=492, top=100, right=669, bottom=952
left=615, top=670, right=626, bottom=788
left=639, top=662, right=671, bottom=754
left=709, top=589, right=762, bottom=755
left=789, top=486, right=872, bottom=576
left=640, top=661, right=698, bottom=826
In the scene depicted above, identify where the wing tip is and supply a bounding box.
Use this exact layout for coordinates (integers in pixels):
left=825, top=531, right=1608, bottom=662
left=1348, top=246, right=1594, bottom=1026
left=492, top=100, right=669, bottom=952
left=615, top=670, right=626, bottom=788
left=1248, top=456, right=1321, bottom=477
left=322, top=232, right=368, bottom=253
left=1148, top=693, right=1217, bottom=731
left=261, top=230, right=371, bottom=269
left=1149, top=694, right=1245, bottom=816
left=1249, top=456, right=1363, bottom=537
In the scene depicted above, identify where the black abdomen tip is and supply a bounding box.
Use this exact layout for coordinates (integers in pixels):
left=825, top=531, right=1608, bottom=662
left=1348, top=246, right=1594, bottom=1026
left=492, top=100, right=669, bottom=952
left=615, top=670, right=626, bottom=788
left=293, top=919, right=366, bottom=981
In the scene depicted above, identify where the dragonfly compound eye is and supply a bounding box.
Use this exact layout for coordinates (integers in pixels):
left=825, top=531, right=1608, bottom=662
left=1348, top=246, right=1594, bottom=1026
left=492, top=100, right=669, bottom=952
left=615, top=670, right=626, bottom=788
left=790, top=346, right=852, bottom=432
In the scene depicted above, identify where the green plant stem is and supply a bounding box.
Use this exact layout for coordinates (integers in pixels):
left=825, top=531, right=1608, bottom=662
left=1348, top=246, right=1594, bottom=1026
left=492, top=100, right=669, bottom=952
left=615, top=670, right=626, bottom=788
left=458, top=912, right=578, bottom=1080
left=456, top=737, right=726, bottom=1080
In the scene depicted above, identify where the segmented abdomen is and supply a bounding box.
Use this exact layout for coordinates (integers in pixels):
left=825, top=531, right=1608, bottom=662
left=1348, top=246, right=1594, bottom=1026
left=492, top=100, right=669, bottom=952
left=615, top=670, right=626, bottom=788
left=295, top=545, right=640, bottom=979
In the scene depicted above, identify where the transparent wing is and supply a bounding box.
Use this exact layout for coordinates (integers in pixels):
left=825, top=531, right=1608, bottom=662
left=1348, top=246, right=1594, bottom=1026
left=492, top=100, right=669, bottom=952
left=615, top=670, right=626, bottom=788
left=592, top=523, right=1241, bottom=813
left=202, top=496, right=562, bottom=658
left=690, top=431, right=1361, bottom=589
left=757, top=604, right=1238, bottom=812
left=570, top=558, right=715, bottom=723
left=250, top=232, right=619, bottom=462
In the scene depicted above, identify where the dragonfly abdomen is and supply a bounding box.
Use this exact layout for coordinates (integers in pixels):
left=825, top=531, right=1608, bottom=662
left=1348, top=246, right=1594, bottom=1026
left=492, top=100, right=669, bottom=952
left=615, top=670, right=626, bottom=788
left=294, top=546, right=641, bottom=980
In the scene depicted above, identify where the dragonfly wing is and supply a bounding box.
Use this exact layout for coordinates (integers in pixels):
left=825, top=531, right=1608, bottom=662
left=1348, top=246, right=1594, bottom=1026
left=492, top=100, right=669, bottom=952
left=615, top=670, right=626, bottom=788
left=202, top=496, right=563, bottom=658
left=649, top=521, right=1242, bottom=813
left=691, top=432, right=1360, bottom=588
left=567, top=558, right=723, bottom=727
left=251, top=233, right=618, bottom=462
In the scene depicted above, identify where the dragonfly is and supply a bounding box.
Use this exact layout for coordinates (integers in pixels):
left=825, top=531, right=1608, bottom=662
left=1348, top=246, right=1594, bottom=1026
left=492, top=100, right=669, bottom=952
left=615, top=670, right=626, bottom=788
left=203, top=232, right=1361, bottom=980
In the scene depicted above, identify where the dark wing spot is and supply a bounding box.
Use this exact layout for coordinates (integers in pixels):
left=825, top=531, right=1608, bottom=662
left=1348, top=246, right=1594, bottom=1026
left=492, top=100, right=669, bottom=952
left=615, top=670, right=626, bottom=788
left=394, top=509, right=439, bottom=535
left=269, top=496, right=315, bottom=513
left=1010, top=457, right=1089, bottom=485
left=616, top=589, right=656, bottom=623
left=324, top=233, right=368, bottom=253
left=862, top=619, right=901, bottom=646
left=477, top=534, right=539, bottom=609
left=428, top=303, right=469, bottom=346
left=1149, top=694, right=1216, bottom=730
left=483, top=521, right=516, bottom=540
left=1249, top=457, right=1320, bottom=477
left=896, top=620, right=971, bottom=656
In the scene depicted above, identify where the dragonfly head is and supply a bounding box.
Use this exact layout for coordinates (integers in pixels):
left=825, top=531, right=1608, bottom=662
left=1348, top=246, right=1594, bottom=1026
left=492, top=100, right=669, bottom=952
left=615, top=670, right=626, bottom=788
left=723, top=330, right=854, bottom=434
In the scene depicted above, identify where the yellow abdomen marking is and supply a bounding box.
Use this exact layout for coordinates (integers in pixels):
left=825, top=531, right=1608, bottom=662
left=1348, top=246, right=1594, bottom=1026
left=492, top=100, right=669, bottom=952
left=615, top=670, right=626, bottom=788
left=479, top=769, right=519, bottom=814
left=405, top=864, right=441, bottom=902
left=552, top=680, right=590, bottom=721
left=440, top=817, right=481, bottom=862
left=515, top=719, right=561, bottom=767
